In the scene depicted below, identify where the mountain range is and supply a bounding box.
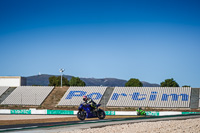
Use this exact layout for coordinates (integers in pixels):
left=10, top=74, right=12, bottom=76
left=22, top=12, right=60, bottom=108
left=25, top=74, right=160, bottom=87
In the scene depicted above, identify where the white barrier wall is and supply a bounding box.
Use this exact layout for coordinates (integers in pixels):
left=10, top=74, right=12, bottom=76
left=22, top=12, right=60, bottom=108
left=1, top=109, right=199, bottom=116
left=106, top=87, right=191, bottom=108
left=0, top=109, right=10, bottom=114
left=0, top=77, right=22, bottom=87
left=30, top=108, right=47, bottom=114
left=58, top=86, right=107, bottom=106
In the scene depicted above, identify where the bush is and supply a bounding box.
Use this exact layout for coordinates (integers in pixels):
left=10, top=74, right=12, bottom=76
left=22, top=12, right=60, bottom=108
left=125, top=78, right=143, bottom=87
left=160, top=78, right=179, bottom=87
left=69, top=77, right=86, bottom=86
left=49, top=76, right=69, bottom=86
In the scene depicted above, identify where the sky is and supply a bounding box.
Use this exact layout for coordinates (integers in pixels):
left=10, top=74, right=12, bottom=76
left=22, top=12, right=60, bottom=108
left=0, top=0, right=200, bottom=87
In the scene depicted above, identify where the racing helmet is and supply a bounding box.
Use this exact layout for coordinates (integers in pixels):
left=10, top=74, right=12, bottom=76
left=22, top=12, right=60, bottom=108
left=83, top=95, right=87, bottom=101
left=138, top=107, right=142, bottom=110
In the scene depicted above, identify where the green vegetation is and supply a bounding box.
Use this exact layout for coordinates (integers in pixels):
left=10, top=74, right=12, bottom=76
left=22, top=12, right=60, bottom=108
left=69, top=77, right=86, bottom=86
left=48, top=76, right=69, bottom=86
left=160, top=78, right=179, bottom=87
left=125, top=78, right=143, bottom=87
left=182, top=85, right=190, bottom=87
left=48, top=76, right=86, bottom=86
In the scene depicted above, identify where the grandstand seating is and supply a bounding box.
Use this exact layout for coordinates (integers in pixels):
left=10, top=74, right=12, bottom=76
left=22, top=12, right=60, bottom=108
left=106, top=87, right=191, bottom=108
left=0, top=86, right=197, bottom=108
left=1, top=86, right=54, bottom=105
left=58, top=86, right=107, bottom=106
left=0, top=87, right=9, bottom=96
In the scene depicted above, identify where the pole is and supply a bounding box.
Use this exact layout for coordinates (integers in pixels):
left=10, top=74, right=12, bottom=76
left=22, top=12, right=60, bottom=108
left=61, top=73, right=62, bottom=88
left=21, top=93, right=22, bottom=104
left=104, top=94, right=105, bottom=111
left=35, top=93, right=36, bottom=105
left=60, top=68, right=65, bottom=88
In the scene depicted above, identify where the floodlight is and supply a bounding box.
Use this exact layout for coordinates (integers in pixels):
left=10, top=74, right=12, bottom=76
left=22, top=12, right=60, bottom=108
left=59, top=68, right=65, bottom=73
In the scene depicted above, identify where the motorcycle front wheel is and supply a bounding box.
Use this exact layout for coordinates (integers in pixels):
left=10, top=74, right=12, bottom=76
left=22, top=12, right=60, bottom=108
left=77, top=110, right=86, bottom=121
left=137, top=112, right=140, bottom=115
left=97, top=109, right=106, bottom=119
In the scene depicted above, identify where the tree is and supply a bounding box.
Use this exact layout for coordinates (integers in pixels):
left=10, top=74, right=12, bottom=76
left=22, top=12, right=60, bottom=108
left=160, top=78, right=179, bottom=87
left=125, top=78, right=143, bottom=87
left=69, top=77, right=86, bottom=86
left=49, top=76, right=58, bottom=86
left=48, top=76, right=69, bottom=86
left=182, top=85, right=190, bottom=87
left=57, top=76, right=69, bottom=87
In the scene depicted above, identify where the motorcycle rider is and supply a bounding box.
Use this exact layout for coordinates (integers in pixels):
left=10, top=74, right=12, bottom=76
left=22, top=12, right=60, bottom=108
left=137, top=107, right=146, bottom=115
left=83, top=95, right=97, bottom=111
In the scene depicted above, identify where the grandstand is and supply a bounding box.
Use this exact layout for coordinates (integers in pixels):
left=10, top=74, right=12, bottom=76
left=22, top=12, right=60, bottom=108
left=0, top=86, right=199, bottom=110
left=1, top=86, right=54, bottom=105
left=58, top=86, right=107, bottom=106
left=106, top=87, right=191, bottom=108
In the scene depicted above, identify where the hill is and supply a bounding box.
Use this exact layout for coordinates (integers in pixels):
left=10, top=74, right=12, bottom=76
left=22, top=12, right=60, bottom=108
left=25, top=74, right=160, bottom=87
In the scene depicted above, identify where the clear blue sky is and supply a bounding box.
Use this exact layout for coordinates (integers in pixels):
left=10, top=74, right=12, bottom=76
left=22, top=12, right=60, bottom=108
left=0, top=0, right=200, bottom=87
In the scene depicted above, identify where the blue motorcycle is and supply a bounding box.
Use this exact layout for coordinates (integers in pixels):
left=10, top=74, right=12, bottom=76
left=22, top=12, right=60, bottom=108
left=77, top=102, right=106, bottom=121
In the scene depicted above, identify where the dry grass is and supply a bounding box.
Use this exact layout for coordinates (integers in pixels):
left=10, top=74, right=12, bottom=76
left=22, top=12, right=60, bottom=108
left=41, top=86, right=69, bottom=109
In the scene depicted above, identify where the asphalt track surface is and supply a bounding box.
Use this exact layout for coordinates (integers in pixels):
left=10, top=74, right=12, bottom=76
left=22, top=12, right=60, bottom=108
left=1, top=114, right=200, bottom=133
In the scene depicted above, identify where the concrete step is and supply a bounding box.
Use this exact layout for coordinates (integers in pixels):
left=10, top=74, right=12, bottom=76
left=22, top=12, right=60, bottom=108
left=0, top=87, right=16, bottom=104
left=99, top=87, right=114, bottom=107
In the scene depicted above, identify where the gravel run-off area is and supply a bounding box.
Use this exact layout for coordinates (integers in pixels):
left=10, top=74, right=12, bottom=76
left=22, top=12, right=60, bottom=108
left=58, top=118, right=200, bottom=133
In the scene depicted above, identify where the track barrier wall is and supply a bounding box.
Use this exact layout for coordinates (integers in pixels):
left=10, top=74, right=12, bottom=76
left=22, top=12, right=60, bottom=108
left=0, top=109, right=199, bottom=116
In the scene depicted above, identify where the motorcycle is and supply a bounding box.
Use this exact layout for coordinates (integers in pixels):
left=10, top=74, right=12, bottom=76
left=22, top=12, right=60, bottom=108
left=136, top=109, right=146, bottom=116
left=77, top=102, right=106, bottom=121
